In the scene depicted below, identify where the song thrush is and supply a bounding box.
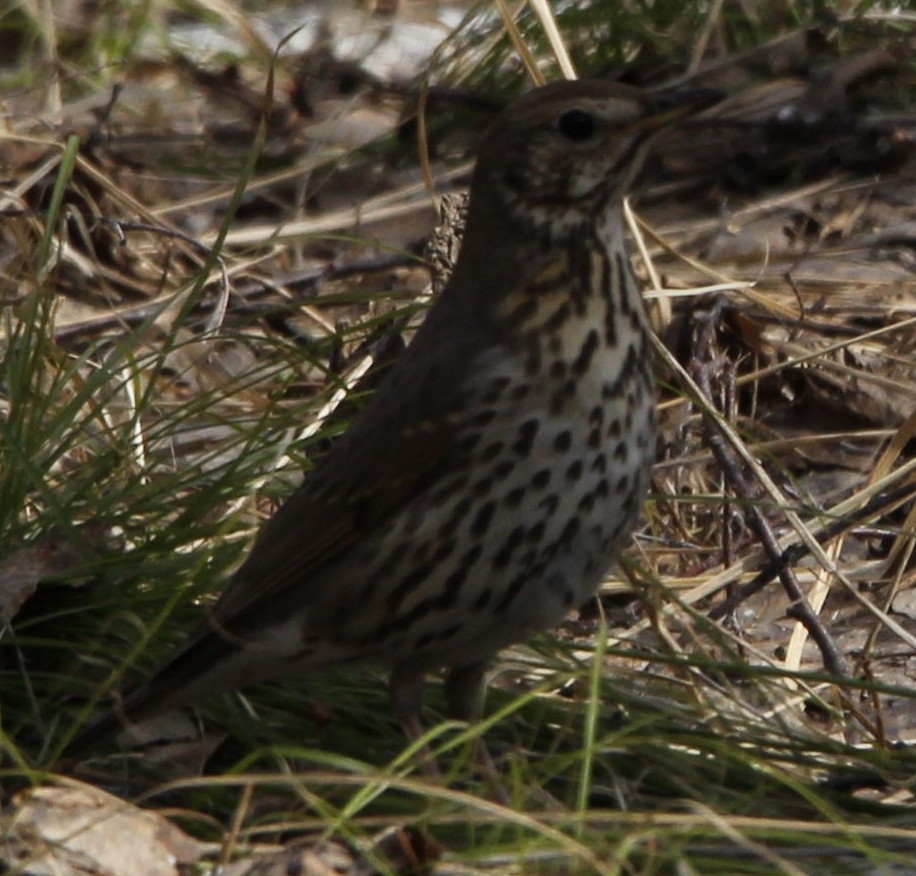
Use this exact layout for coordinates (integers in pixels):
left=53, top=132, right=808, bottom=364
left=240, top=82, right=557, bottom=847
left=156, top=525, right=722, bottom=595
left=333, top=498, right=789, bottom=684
left=66, top=80, right=715, bottom=761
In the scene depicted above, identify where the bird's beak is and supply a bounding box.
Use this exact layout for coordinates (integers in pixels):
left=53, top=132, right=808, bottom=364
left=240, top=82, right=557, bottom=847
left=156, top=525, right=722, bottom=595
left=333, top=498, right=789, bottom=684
left=635, top=87, right=725, bottom=131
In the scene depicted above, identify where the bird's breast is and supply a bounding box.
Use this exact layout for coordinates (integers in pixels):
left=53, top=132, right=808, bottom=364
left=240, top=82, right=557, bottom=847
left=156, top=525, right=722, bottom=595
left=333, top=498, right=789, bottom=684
left=303, top=244, right=656, bottom=666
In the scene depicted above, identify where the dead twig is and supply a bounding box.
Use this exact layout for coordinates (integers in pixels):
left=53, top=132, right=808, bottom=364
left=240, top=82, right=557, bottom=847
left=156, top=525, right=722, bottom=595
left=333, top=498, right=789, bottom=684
left=688, top=297, right=849, bottom=676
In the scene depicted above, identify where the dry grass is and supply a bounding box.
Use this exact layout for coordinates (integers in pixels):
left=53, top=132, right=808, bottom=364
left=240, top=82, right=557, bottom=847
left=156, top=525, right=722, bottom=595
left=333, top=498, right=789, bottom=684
left=2, top=1, right=916, bottom=873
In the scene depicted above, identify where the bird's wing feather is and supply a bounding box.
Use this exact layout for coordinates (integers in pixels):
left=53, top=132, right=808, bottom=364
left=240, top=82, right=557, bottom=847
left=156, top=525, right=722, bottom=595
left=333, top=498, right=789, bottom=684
left=207, top=314, right=494, bottom=627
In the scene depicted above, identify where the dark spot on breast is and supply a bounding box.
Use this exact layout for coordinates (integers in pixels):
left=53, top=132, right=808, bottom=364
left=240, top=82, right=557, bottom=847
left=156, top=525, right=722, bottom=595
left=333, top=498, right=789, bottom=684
left=613, top=441, right=627, bottom=461
left=531, top=468, right=552, bottom=489
left=390, top=595, right=439, bottom=634
left=601, top=379, right=618, bottom=401
left=513, top=418, right=540, bottom=457
left=510, top=383, right=531, bottom=402
left=492, top=525, right=526, bottom=569
left=438, top=566, right=470, bottom=608
left=473, top=477, right=494, bottom=497
left=494, top=572, right=527, bottom=615
left=621, top=346, right=639, bottom=380
left=572, top=329, right=599, bottom=376
left=615, top=475, right=630, bottom=494
left=553, top=430, right=572, bottom=453
left=526, top=520, right=546, bottom=542
left=439, top=548, right=477, bottom=606
left=607, top=418, right=622, bottom=439
left=539, top=494, right=559, bottom=513
left=507, top=297, right=538, bottom=326
left=463, top=544, right=484, bottom=567
left=490, top=461, right=515, bottom=486
left=545, top=301, right=571, bottom=331
left=587, top=427, right=602, bottom=449
left=437, top=496, right=473, bottom=541
left=470, top=501, right=496, bottom=538
left=605, top=306, right=617, bottom=346
left=504, top=486, right=526, bottom=507
left=578, top=493, right=594, bottom=513
left=481, top=441, right=504, bottom=462
left=550, top=378, right=577, bottom=415
left=386, top=560, right=439, bottom=612
left=594, top=478, right=609, bottom=499
left=591, top=453, right=607, bottom=473
left=481, top=376, right=511, bottom=404
left=566, top=460, right=583, bottom=481
left=550, top=359, right=567, bottom=380
left=432, top=539, right=456, bottom=564
left=589, top=406, right=604, bottom=426
left=458, top=432, right=482, bottom=454
left=562, top=517, right=580, bottom=542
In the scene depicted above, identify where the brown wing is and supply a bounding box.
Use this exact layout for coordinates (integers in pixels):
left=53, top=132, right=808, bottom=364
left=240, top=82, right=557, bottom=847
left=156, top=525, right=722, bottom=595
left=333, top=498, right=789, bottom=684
left=209, top=394, right=459, bottom=623
left=208, top=205, right=529, bottom=627
left=64, top=177, right=534, bottom=751
left=205, top=300, right=498, bottom=628
left=65, top=364, right=472, bottom=757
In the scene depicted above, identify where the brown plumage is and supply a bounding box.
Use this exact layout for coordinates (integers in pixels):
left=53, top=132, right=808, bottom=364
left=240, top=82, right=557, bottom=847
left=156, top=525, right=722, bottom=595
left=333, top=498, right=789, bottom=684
left=65, top=80, right=717, bottom=762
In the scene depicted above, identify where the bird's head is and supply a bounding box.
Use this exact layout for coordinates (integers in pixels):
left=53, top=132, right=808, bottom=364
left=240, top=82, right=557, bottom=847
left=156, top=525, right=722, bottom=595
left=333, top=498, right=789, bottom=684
left=472, top=79, right=720, bottom=238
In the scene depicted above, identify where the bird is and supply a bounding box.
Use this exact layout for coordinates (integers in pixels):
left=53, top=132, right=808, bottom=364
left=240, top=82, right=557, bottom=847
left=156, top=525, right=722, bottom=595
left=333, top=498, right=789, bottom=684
left=64, top=79, right=716, bottom=764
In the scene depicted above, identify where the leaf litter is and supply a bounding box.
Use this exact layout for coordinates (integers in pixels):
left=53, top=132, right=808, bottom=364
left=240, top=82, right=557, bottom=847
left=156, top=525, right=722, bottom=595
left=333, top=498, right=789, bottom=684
left=2, top=2, right=916, bottom=873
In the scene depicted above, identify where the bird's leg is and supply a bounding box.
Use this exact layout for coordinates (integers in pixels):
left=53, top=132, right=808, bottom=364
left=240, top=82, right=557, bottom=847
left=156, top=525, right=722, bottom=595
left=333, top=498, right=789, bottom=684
left=389, top=664, right=440, bottom=776
left=445, top=661, right=507, bottom=798
left=444, top=661, right=487, bottom=723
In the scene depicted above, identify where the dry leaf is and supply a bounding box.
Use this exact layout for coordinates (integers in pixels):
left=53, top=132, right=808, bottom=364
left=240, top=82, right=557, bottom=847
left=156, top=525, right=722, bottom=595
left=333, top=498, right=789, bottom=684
left=7, top=782, right=207, bottom=876
left=0, top=540, right=85, bottom=625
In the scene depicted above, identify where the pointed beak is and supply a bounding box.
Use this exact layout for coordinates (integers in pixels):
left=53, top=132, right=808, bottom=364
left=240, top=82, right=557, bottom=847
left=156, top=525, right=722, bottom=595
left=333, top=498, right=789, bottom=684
left=635, top=87, right=725, bottom=131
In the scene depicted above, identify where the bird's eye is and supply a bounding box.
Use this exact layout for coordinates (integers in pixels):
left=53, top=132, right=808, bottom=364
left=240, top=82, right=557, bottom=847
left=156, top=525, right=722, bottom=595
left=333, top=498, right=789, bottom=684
left=557, top=107, right=595, bottom=141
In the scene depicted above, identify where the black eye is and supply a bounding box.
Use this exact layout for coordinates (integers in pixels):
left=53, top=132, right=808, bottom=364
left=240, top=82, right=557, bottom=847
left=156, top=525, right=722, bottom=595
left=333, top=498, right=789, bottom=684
left=557, top=107, right=595, bottom=141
